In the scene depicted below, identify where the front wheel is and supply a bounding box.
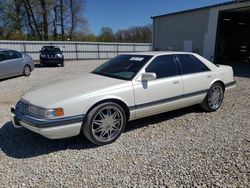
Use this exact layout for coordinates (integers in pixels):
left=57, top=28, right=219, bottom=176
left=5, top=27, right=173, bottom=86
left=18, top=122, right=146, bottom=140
left=201, top=83, right=224, bottom=112
left=82, top=102, right=127, bottom=146
left=23, top=65, right=31, bottom=76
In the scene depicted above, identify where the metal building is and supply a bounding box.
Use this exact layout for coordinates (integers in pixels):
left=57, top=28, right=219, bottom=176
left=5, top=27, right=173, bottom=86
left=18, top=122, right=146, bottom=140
left=152, top=0, right=250, bottom=66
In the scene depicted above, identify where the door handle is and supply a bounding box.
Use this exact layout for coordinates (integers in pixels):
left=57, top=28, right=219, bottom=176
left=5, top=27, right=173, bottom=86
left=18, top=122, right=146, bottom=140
left=173, top=80, right=180, bottom=84
left=207, top=75, right=212, bottom=78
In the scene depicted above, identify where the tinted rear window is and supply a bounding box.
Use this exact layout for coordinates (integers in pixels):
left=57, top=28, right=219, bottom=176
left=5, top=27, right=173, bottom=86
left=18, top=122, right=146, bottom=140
left=177, top=54, right=210, bottom=75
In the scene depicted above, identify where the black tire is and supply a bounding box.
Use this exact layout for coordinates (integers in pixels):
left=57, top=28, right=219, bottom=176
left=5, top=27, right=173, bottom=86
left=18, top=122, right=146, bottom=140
left=61, top=63, right=64, bottom=67
left=82, top=102, right=127, bottom=146
left=23, top=65, right=31, bottom=76
left=201, top=83, right=224, bottom=112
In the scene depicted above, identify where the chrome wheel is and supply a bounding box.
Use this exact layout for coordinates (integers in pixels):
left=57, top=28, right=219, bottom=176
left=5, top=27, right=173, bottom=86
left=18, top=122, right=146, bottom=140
left=208, top=85, right=223, bottom=110
left=91, top=107, right=124, bottom=142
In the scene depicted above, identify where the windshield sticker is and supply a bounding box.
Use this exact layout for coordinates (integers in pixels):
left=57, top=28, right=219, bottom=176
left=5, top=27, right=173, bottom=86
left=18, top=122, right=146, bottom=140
left=129, top=57, right=144, bottom=61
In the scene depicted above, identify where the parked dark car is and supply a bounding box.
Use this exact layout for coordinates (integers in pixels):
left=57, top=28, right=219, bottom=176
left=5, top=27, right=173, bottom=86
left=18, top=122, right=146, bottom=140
left=40, top=46, right=64, bottom=67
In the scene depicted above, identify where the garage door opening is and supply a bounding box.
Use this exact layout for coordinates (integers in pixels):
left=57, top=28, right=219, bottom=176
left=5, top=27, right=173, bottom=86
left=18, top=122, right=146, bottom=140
left=215, top=7, right=250, bottom=68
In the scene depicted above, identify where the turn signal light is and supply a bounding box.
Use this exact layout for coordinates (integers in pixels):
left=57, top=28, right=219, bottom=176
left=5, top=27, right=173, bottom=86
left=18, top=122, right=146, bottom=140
left=56, top=108, right=64, bottom=117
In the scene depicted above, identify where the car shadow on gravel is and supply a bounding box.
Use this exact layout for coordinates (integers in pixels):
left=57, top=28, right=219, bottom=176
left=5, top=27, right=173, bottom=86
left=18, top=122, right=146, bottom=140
left=126, top=105, right=203, bottom=132
left=0, top=122, right=97, bottom=159
left=0, top=76, right=20, bottom=82
left=34, top=64, right=61, bottom=68
left=0, top=105, right=203, bottom=159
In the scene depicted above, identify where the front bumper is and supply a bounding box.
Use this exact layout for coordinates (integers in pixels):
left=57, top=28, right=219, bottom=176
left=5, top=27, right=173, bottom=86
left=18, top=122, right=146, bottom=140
left=11, top=108, right=84, bottom=139
left=40, top=58, right=63, bottom=64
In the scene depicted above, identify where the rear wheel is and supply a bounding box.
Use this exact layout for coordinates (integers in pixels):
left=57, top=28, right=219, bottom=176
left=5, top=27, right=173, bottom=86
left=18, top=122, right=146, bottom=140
left=82, top=102, right=127, bottom=146
left=201, top=83, right=224, bottom=112
left=23, top=65, right=31, bottom=76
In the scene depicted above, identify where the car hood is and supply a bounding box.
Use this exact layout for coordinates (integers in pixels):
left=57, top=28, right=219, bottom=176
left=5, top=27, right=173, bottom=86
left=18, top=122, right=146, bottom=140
left=21, top=73, right=129, bottom=108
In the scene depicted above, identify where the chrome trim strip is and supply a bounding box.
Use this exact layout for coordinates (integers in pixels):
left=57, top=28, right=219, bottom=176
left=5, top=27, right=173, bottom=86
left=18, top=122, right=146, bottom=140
left=129, top=89, right=208, bottom=111
left=12, top=108, right=84, bottom=128
left=130, top=81, right=236, bottom=111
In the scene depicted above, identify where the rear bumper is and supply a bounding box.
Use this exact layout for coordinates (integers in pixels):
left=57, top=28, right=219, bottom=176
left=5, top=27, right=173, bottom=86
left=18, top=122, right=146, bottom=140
left=225, top=80, right=236, bottom=90
left=11, top=108, right=84, bottom=139
left=30, top=62, right=35, bottom=71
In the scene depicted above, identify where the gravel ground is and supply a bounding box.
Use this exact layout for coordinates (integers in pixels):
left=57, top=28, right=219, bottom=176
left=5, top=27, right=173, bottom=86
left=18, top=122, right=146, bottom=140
left=0, top=60, right=249, bottom=187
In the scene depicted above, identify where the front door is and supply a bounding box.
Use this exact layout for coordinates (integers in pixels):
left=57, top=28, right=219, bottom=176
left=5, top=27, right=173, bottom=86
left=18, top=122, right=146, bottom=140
left=133, top=55, right=183, bottom=118
left=0, top=51, right=11, bottom=78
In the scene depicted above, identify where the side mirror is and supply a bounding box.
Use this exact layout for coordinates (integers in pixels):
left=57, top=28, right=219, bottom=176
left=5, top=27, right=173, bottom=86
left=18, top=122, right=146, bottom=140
left=141, top=72, right=157, bottom=81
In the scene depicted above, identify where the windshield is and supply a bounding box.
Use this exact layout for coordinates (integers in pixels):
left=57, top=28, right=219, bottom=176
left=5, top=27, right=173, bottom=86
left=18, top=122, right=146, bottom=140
left=41, top=46, right=61, bottom=53
left=92, top=55, right=153, bottom=80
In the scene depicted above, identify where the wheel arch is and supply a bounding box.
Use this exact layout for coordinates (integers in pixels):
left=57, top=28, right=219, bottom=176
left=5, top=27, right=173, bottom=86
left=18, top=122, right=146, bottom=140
left=210, top=79, right=225, bottom=91
left=86, top=98, right=130, bottom=121
left=24, top=64, right=31, bottom=69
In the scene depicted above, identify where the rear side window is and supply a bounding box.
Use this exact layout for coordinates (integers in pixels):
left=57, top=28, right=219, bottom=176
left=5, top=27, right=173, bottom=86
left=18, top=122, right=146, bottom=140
left=146, top=55, right=179, bottom=79
left=7, top=50, right=22, bottom=59
left=177, top=54, right=210, bottom=75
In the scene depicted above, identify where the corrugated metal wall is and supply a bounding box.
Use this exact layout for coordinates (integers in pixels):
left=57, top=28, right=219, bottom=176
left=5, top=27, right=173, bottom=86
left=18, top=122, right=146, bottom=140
left=153, top=9, right=210, bottom=55
left=0, top=40, right=152, bottom=60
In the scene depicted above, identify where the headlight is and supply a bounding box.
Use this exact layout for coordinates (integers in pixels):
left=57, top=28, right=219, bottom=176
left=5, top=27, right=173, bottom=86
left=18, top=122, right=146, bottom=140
left=44, top=108, right=64, bottom=118
left=28, top=105, right=64, bottom=119
left=56, top=54, right=63, bottom=58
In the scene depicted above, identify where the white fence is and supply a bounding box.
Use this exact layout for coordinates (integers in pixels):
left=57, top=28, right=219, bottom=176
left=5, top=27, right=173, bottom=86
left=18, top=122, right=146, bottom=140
left=0, top=40, right=152, bottom=61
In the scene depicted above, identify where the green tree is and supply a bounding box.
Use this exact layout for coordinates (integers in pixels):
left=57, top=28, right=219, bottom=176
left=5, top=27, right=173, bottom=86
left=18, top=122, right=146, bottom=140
left=0, top=0, right=88, bottom=41
left=0, top=0, right=25, bottom=39
left=114, top=25, right=152, bottom=43
left=98, top=27, right=115, bottom=42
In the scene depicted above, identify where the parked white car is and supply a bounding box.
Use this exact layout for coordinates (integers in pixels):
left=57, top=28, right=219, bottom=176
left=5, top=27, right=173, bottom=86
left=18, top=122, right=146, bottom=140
left=11, top=52, right=236, bottom=145
left=0, top=49, right=34, bottom=80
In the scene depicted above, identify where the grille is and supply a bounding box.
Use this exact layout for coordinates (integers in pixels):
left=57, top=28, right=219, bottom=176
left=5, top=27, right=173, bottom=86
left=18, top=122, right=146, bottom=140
left=46, top=54, right=55, bottom=58
left=16, top=101, right=29, bottom=115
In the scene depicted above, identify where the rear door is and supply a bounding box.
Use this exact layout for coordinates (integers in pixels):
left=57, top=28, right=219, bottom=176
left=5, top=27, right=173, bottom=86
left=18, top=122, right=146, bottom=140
left=176, top=54, right=213, bottom=105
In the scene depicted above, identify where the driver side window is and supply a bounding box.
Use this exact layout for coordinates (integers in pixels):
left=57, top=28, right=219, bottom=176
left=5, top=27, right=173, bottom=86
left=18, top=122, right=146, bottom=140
left=145, top=55, right=179, bottom=79
left=0, top=51, right=7, bottom=61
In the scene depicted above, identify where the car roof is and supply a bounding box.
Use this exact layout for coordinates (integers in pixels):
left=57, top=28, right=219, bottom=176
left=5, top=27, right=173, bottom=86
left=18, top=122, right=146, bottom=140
left=122, top=51, right=196, bottom=56
left=42, top=46, right=60, bottom=48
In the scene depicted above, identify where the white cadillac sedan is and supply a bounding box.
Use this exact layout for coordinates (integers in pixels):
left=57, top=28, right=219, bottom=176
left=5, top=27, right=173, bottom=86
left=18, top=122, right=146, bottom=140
left=11, top=52, right=236, bottom=145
